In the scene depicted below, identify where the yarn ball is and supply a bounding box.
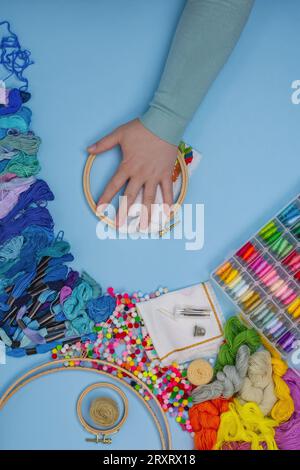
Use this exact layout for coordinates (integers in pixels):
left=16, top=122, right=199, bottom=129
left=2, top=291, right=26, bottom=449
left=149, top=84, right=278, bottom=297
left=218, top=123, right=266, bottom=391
left=90, top=397, right=119, bottom=427
left=192, top=345, right=250, bottom=403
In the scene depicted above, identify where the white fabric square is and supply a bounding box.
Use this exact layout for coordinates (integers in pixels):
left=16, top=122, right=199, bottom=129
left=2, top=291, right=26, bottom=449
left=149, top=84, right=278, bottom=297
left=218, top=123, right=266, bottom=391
left=137, top=282, right=224, bottom=365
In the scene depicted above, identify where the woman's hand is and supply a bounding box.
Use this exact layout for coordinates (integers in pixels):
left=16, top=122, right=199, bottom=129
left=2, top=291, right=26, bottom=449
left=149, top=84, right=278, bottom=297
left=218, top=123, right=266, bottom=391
left=87, top=119, right=178, bottom=229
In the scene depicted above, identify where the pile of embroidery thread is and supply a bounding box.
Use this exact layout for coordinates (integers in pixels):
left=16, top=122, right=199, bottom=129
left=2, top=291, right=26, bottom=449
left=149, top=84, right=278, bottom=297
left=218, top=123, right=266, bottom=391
left=0, top=21, right=194, bottom=359
left=0, top=20, right=121, bottom=357
left=188, top=316, right=300, bottom=450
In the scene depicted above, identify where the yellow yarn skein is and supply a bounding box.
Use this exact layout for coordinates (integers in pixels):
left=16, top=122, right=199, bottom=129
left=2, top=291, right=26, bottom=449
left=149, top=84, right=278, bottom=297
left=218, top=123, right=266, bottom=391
left=270, top=357, right=294, bottom=423
left=214, top=399, right=279, bottom=450
left=261, top=340, right=295, bottom=423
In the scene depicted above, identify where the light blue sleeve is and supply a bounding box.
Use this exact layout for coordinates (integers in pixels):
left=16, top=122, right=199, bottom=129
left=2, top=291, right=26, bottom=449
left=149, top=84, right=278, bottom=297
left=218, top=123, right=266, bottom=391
left=140, top=0, right=254, bottom=145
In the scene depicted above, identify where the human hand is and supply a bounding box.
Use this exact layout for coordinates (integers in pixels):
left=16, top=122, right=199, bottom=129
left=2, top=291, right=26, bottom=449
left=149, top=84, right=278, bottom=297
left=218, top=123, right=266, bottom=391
left=87, top=119, right=178, bottom=230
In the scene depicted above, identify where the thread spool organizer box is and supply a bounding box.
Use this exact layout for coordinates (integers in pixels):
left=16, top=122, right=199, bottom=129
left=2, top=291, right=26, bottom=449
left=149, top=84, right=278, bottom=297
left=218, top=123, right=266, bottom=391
left=212, top=195, right=300, bottom=359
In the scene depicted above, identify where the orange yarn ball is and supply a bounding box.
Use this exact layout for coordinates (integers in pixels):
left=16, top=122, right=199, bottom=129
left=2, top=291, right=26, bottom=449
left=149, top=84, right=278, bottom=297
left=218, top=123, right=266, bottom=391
left=189, top=398, right=231, bottom=450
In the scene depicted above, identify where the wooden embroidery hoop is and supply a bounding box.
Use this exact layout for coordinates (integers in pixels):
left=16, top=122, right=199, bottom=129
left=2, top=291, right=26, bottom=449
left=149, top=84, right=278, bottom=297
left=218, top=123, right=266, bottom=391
left=77, top=382, right=129, bottom=444
left=83, top=150, right=189, bottom=233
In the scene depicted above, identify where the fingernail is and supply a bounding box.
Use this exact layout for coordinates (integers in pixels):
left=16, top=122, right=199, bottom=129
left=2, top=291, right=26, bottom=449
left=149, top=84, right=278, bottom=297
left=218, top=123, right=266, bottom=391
left=87, top=144, right=96, bottom=152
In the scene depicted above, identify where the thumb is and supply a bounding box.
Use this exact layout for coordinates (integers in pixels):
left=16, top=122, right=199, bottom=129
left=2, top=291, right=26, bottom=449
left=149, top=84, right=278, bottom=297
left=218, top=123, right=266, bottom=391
left=87, top=129, right=120, bottom=154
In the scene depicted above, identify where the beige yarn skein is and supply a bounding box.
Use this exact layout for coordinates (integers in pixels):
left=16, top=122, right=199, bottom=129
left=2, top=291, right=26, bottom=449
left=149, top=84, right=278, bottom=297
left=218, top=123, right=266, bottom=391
left=238, top=350, right=277, bottom=415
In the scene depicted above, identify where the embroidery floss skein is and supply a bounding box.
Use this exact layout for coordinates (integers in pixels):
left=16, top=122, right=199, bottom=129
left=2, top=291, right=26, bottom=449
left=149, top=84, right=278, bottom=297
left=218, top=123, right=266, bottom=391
left=0, top=107, right=32, bottom=136
left=191, top=345, right=250, bottom=404
left=0, top=235, right=23, bottom=263
left=0, top=132, right=41, bottom=155
left=238, top=350, right=277, bottom=415
left=214, top=399, right=279, bottom=450
left=87, top=295, right=117, bottom=323
left=1, top=229, right=53, bottom=279
left=0, top=152, right=40, bottom=177
left=0, top=147, right=18, bottom=159
left=189, top=398, right=231, bottom=450
left=0, top=175, right=36, bottom=190
left=0, top=179, right=54, bottom=223
left=0, top=89, right=30, bottom=116
left=214, top=316, right=261, bottom=374
left=275, top=369, right=300, bottom=450
left=0, top=180, right=33, bottom=219
left=221, top=441, right=267, bottom=450
left=3, top=228, right=53, bottom=277
left=270, top=357, right=294, bottom=423
left=0, top=206, right=54, bottom=245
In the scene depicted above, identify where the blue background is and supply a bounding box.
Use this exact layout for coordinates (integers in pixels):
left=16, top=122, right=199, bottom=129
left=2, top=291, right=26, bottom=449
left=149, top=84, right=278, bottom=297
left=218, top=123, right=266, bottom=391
left=0, top=0, right=299, bottom=450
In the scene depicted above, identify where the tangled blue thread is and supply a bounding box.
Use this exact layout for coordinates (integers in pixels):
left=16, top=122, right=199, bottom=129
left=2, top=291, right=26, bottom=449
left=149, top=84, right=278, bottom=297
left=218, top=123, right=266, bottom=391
left=0, top=21, right=33, bottom=90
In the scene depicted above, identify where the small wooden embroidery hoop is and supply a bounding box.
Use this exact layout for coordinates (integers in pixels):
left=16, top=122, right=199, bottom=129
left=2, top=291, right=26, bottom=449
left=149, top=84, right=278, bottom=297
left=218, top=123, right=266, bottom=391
left=82, top=150, right=189, bottom=232
left=77, top=382, right=128, bottom=444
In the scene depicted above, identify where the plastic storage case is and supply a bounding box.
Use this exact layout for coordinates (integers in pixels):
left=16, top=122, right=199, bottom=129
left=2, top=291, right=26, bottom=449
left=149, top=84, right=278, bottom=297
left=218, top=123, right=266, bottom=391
left=212, top=195, right=300, bottom=359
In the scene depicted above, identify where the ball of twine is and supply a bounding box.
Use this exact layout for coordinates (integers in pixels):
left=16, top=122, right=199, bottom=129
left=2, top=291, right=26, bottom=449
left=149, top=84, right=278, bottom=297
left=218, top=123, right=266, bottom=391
left=90, top=397, right=119, bottom=427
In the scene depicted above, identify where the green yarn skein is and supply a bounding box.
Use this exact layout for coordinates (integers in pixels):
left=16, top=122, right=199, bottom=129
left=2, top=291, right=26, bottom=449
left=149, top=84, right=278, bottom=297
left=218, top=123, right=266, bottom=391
left=1, top=152, right=40, bottom=177
left=0, top=133, right=41, bottom=156
left=214, top=316, right=261, bottom=374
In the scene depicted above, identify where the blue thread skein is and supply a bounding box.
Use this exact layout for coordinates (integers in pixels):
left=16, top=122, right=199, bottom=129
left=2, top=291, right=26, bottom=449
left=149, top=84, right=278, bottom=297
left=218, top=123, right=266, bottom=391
left=87, top=295, right=116, bottom=323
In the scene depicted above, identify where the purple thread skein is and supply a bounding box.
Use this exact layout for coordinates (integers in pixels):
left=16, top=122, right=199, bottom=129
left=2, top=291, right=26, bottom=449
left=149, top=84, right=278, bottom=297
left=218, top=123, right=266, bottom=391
left=275, top=369, right=300, bottom=449
left=0, top=179, right=54, bottom=223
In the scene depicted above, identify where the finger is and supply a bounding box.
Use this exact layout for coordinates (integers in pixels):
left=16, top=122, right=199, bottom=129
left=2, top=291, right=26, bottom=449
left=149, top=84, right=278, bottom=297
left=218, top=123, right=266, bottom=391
left=140, top=182, right=157, bottom=231
left=97, top=169, right=128, bottom=211
left=116, top=178, right=142, bottom=227
left=160, top=178, right=174, bottom=218
left=87, top=129, right=120, bottom=154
